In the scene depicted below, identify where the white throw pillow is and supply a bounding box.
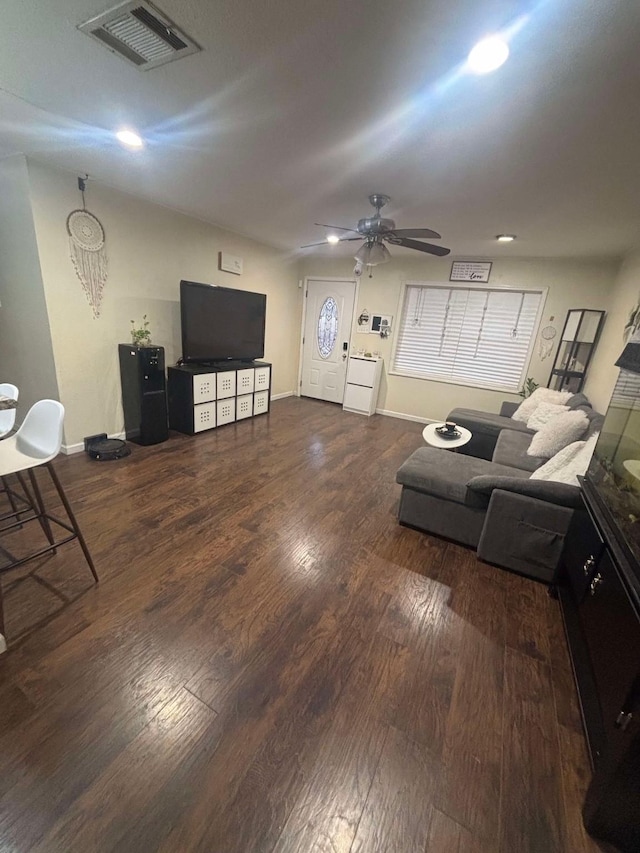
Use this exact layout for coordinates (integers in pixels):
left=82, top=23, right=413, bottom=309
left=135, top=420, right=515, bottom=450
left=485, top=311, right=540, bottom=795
left=526, top=408, right=589, bottom=458
left=511, top=387, right=572, bottom=424
left=531, top=432, right=599, bottom=485
left=526, top=402, right=570, bottom=431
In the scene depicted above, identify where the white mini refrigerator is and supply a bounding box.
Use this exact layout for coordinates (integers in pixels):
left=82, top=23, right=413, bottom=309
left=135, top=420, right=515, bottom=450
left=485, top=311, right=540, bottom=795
left=343, top=356, right=383, bottom=416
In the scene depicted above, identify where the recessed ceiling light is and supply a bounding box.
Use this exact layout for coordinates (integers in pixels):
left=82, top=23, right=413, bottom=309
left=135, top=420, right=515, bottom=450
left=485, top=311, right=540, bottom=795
left=467, top=36, right=509, bottom=74
left=115, top=129, right=144, bottom=149
left=496, top=234, right=516, bottom=242
left=327, top=235, right=340, bottom=244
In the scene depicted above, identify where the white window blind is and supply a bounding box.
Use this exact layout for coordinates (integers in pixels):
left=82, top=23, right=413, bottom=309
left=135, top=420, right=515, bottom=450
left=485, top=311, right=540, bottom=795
left=393, top=284, right=543, bottom=392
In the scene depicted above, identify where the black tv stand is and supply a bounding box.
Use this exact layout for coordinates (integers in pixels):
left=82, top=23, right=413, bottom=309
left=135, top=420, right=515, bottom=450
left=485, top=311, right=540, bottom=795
left=168, top=361, right=271, bottom=435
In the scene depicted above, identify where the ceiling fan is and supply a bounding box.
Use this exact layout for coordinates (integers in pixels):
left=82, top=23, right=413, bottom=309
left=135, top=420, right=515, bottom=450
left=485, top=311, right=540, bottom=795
left=302, top=194, right=450, bottom=269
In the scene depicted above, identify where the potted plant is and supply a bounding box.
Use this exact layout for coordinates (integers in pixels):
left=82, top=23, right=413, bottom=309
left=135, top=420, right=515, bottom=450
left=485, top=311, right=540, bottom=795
left=130, top=315, right=151, bottom=347
left=519, top=377, right=539, bottom=398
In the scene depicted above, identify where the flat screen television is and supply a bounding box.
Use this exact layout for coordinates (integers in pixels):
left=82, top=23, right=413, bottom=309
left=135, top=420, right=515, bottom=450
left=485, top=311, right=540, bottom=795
left=180, top=280, right=266, bottom=364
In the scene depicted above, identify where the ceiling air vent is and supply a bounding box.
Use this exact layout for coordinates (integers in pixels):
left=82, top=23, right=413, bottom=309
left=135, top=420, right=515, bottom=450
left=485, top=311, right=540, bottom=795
left=79, top=1, right=200, bottom=70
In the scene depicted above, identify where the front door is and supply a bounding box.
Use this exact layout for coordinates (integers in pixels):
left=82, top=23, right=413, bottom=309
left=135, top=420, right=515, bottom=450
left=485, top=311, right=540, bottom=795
left=300, top=278, right=356, bottom=404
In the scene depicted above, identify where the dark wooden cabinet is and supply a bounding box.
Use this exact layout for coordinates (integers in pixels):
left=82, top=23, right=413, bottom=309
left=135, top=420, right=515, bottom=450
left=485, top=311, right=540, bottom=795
left=559, top=482, right=640, bottom=852
left=561, top=502, right=605, bottom=603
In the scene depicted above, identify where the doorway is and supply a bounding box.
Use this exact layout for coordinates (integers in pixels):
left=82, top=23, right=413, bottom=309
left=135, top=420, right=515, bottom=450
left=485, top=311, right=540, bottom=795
left=300, top=278, right=357, bottom=404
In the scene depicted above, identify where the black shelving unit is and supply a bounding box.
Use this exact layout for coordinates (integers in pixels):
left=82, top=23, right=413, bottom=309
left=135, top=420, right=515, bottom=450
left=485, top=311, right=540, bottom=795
left=548, top=309, right=605, bottom=393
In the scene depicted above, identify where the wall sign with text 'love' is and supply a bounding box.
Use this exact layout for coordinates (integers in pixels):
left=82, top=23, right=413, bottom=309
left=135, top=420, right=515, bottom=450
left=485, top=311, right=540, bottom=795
left=450, top=261, right=492, bottom=283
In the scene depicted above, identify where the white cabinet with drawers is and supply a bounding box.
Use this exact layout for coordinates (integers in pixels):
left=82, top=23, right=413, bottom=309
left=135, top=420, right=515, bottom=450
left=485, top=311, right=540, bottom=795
left=193, top=373, right=217, bottom=405
left=193, top=401, right=216, bottom=432
left=237, top=369, right=255, bottom=395
left=217, top=371, right=236, bottom=399
left=343, top=356, right=383, bottom=416
left=168, top=362, right=271, bottom=435
left=236, top=394, right=254, bottom=420
left=253, top=390, right=269, bottom=415
left=216, top=397, right=236, bottom=425
left=255, top=366, right=270, bottom=392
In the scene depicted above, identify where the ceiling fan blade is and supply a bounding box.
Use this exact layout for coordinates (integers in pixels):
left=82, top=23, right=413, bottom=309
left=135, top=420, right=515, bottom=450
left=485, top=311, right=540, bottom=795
left=301, top=237, right=363, bottom=248
left=391, top=227, right=441, bottom=239
left=314, top=222, right=359, bottom=233
left=392, top=236, right=451, bottom=257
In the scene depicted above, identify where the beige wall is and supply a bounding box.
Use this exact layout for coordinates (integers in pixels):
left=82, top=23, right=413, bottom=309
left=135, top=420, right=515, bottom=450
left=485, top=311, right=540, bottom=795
left=4, top=152, right=627, bottom=447
left=25, top=159, right=301, bottom=449
left=299, top=255, right=617, bottom=422
left=0, top=155, right=59, bottom=420
left=584, top=248, right=640, bottom=413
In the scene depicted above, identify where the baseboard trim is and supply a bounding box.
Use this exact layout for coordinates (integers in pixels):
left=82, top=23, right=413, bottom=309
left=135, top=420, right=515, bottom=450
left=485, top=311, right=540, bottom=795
left=375, top=408, right=436, bottom=425
left=61, top=431, right=126, bottom=456
left=61, top=397, right=295, bottom=454
left=60, top=395, right=413, bottom=453
left=61, top=443, right=84, bottom=456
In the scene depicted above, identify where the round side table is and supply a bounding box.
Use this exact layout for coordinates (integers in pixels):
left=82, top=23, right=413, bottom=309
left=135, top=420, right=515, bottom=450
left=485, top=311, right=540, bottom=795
left=422, top=423, right=472, bottom=450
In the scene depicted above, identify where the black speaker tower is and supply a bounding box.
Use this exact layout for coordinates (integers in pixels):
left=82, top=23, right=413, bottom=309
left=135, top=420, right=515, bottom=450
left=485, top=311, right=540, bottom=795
left=118, top=344, right=169, bottom=446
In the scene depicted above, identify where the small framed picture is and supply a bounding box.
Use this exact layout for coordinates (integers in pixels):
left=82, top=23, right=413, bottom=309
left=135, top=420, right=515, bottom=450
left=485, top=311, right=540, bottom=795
left=371, top=314, right=393, bottom=337
left=219, top=251, right=243, bottom=275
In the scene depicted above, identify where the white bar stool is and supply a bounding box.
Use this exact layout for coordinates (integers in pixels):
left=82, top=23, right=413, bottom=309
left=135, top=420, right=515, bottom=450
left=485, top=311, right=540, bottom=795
left=0, top=383, right=18, bottom=438
left=0, top=383, right=32, bottom=524
left=0, top=400, right=98, bottom=645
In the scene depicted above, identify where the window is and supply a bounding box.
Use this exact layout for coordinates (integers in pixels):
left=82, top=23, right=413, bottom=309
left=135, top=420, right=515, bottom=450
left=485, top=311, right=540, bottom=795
left=392, top=283, right=544, bottom=392
left=611, top=370, right=640, bottom=408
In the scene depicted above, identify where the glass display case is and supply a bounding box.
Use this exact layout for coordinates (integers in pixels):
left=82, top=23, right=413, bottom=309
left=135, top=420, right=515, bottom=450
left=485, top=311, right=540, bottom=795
left=549, top=309, right=606, bottom=393
left=586, top=354, right=640, bottom=569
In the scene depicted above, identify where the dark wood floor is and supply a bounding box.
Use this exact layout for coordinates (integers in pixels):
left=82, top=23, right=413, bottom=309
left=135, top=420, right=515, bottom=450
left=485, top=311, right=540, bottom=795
left=0, top=398, right=606, bottom=852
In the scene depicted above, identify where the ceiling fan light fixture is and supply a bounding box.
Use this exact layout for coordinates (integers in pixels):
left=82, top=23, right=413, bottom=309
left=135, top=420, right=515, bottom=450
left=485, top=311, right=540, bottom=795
left=496, top=234, right=516, bottom=242
left=368, top=241, right=391, bottom=265
left=354, top=241, right=391, bottom=266
left=467, top=36, right=509, bottom=74
left=326, top=234, right=340, bottom=244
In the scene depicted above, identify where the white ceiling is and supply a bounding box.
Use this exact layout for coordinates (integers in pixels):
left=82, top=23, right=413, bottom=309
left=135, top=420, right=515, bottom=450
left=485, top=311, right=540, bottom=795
left=1, top=0, right=640, bottom=259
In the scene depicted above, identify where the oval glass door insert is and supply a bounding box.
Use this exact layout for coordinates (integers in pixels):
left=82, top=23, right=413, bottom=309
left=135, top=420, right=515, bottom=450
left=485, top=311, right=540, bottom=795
left=317, top=296, right=339, bottom=359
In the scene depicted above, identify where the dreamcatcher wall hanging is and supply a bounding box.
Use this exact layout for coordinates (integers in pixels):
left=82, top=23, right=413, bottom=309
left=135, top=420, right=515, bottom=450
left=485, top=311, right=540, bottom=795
left=538, top=322, right=557, bottom=360
left=67, top=176, right=108, bottom=318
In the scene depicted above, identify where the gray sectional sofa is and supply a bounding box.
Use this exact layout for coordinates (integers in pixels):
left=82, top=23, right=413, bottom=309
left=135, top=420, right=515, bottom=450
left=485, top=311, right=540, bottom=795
left=448, top=391, right=600, bottom=460
left=443, top=400, right=532, bottom=460
left=396, top=396, right=604, bottom=583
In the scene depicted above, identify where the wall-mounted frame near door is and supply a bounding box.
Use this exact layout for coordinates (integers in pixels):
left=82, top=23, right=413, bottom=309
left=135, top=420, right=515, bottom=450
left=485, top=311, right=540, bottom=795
left=298, top=277, right=359, bottom=404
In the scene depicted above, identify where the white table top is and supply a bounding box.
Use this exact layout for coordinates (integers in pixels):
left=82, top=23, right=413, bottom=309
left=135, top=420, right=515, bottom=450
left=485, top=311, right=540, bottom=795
left=422, top=422, right=472, bottom=449
left=623, top=459, right=640, bottom=481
